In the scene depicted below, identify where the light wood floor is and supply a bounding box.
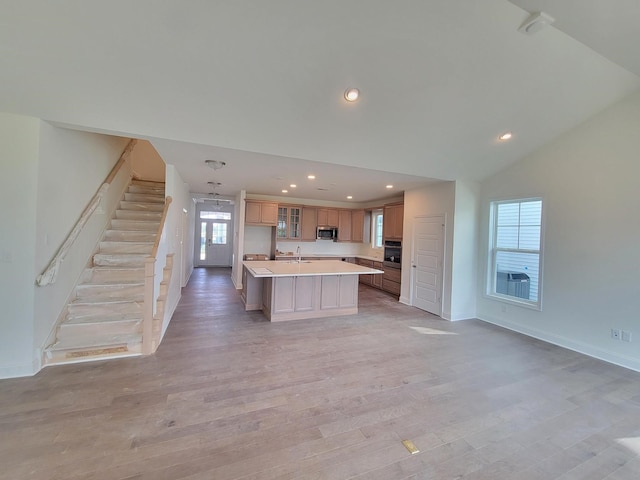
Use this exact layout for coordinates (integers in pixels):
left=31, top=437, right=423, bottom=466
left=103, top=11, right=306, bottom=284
left=1, top=268, right=640, bottom=479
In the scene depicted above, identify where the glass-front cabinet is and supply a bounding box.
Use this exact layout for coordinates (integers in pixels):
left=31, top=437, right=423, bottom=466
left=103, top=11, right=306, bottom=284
left=277, top=206, right=302, bottom=239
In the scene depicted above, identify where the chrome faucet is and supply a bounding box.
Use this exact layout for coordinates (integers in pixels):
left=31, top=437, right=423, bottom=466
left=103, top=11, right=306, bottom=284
left=296, top=245, right=301, bottom=263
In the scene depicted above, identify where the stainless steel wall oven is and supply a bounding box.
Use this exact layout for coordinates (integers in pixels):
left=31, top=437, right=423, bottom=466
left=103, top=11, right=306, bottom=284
left=383, top=240, right=402, bottom=269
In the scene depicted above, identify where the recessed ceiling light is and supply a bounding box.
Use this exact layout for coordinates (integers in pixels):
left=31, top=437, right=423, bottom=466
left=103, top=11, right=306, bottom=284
left=290, top=184, right=297, bottom=188
left=347, top=196, right=353, bottom=199
left=386, top=185, right=394, bottom=189
left=281, top=189, right=288, bottom=193
left=344, top=88, right=360, bottom=102
left=307, top=175, right=316, bottom=180
left=499, top=132, right=513, bottom=141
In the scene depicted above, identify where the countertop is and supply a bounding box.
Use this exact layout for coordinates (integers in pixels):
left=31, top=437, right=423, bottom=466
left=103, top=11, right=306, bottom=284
left=274, top=254, right=384, bottom=262
left=243, top=260, right=384, bottom=278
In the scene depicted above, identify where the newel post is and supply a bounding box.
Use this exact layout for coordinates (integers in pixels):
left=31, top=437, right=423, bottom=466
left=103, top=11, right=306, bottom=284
left=143, top=256, right=155, bottom=355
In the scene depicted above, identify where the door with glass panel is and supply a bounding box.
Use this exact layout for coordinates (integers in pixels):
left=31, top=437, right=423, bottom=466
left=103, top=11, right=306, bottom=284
left=195, top=206, right=234, bottom=267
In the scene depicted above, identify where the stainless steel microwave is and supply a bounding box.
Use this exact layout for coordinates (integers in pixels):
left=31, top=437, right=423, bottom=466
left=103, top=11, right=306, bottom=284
left=317, top=226, right=338, bottom=240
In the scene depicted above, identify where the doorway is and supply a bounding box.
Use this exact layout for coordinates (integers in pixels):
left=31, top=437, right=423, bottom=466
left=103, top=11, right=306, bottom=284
left=194, top=203, right=234, bottom=267
left=410, top=215, right=444, bottom=316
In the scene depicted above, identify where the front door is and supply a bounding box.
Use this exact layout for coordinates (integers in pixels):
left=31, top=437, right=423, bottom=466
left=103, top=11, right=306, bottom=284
left=411, top=215, right=444, bottom=316
left=194, top=204, right=234, bottom=267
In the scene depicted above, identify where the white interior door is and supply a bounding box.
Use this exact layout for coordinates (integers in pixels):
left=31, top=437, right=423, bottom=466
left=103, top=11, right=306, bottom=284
left=411, top=216, right=444, bottom=315
left=194, top=204, right=234, bottom=267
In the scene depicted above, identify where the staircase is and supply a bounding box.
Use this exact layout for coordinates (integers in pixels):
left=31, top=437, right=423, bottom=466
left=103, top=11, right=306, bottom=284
left=44, top=179, right=166, bottom=365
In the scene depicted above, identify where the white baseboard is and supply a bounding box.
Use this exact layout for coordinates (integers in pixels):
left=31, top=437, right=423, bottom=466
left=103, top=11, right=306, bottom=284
left=448, top=312, right=476, bottom=321
left=478, top=314, right=640, bottom=373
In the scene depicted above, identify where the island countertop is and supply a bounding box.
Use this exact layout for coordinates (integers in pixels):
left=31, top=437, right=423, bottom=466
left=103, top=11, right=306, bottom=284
left=243, top=260, right=384, bottom=278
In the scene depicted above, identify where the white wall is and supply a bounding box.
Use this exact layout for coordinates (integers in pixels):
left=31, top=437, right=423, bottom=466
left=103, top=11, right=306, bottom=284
left=477, top=91, right=640, bottom=372
left=161, top=165, right=192, bottom=337
left=450, top=180, right=480, bottom=320
left=0, top=113, right=40, bottom=377
left=34, top=124, right=130, bottom=356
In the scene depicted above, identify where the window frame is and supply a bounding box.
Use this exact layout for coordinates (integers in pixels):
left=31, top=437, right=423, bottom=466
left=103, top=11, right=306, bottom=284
left=371, top=209, right=384, bottom=249
left=486, top=196, right=544, bottom=310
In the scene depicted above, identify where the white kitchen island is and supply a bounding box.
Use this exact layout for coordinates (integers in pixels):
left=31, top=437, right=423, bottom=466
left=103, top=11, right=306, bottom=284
left=242, top=260, right=383, bottom=322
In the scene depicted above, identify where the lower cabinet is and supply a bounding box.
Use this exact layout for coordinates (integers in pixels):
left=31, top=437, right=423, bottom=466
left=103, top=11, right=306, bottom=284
left=356, top=258, right=392, bottom=294
left=261, top=274, right=359, bottom=321
left=381, top=266, right=401, bottom=296
left=320, top=275, right=357, bottom=310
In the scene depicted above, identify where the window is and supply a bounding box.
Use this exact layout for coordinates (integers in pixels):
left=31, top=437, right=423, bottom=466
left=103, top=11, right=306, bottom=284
left=211, top=223, right=228, bottom=244
left=372, top=210, right=383, bottom=248
left=488, top=198, right=543, bottom=308
left=200, top=211, right=231, bottom=220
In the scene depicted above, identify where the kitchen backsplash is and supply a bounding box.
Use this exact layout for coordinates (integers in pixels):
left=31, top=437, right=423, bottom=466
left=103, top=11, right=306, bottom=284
left=277, top=240, right=383, bottom=260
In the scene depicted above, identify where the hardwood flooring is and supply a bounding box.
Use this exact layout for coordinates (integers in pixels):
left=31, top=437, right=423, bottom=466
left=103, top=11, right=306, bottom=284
left=1, top=267, right=639, bottom=479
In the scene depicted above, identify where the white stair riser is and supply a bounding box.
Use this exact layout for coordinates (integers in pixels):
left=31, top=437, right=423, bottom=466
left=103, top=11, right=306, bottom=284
left=114, top=210, right=163, bottom=221
left=58, top=319, right=141, bottom=339
left=75, top=283, right=145, bottom=300
left=103, top=230, right=157, bottom=242
left=81, top=268, right=145, bottom=284
left=98, top=242, right=153, bottom=254
left=68, top=301, right=142, bottom=318
left=124, top=193, right=165, bottom=203
left=93, top=254, right=148, bottom=267
left=110, top=219, right=159, bottom=231
left=119, top=201, right=165, bottom=212
left=128, top=183, right=165, bottom=192
left=48, top=333, right=143, bottom=353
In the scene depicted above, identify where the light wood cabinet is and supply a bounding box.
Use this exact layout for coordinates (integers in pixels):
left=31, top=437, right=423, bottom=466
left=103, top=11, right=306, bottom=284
left=357, top=258, right=392, bottom=292
left=317, top=208, right=339, bottom=227
left=276, top=205, right=302, bottom=240
left=382, top=266, right=401, bottom=296
left=372, top=261, right=383, bottom=288
left=245, top=201, right=278, bottom=226
left=301, top=207, right=317, bottom=241
left=383, top=203, right=404, bottom=240
left=351, top=209, right=365, bottom=243
left=338, top=210, right=352, bottom=242
left=357, top=258, right=373, bottom=286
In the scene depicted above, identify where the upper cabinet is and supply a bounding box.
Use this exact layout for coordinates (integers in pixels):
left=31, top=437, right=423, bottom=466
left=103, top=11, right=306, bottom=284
left=337, top=210, right=352, bottom=242
left=277, top=205, right=302, bottom=240
left=301, top=207, right=317, bottom=241
left=246, top=200, right=278, bottom=226
left=317, top=208, right=339, bottom=227
left=245, top=200, right=375, bottom=244
left=351, top=209, right=365, bottom=243
left=383, top=203, right=404, bottom=240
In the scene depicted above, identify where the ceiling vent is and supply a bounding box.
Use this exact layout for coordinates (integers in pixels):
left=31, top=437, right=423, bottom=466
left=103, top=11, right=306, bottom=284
left=518, top=12, right=555, bottom=35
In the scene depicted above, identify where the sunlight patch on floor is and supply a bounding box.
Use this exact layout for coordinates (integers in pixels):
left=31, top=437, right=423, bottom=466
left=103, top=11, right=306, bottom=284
left=616, top=437, right=640, bottom=455
left=409, top=326, right=457, bottom=335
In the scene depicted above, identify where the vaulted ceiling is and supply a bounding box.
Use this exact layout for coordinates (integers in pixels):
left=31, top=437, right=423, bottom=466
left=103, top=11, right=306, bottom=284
left=1, top=1, right=638, bottom=202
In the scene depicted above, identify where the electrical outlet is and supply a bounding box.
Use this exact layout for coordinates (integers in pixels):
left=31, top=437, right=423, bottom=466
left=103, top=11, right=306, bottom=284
left=611, top=328, right=621, bottom=340
left=622, top=330, right=632, bottom=342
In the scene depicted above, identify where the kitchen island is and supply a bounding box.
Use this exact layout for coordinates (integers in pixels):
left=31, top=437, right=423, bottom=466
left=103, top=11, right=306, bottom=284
left=242, top=260, right=383, bottom=322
